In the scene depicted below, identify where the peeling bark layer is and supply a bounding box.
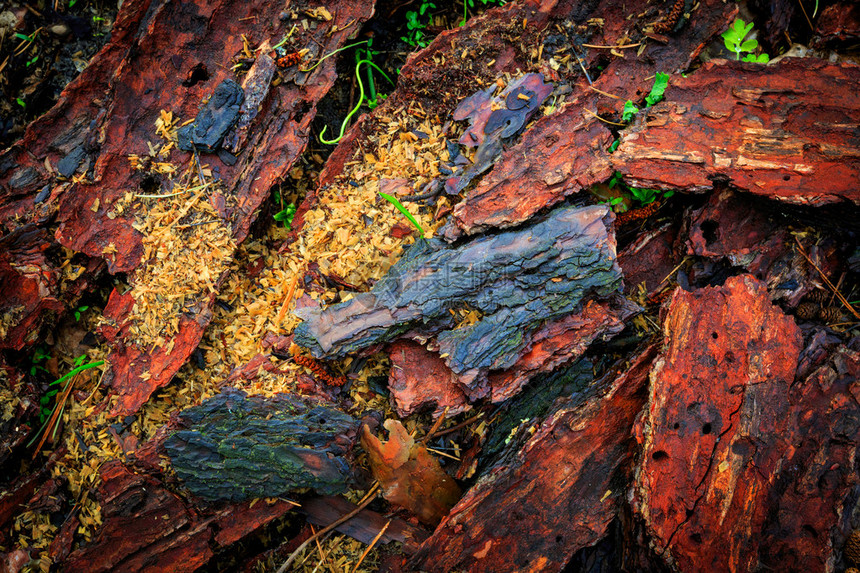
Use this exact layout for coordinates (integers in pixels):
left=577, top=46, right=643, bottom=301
left=295, top=205, right=622, bottom=399
left=411, top=346, right=657, bottom=573
left=633, top=275, right=805, bottom=571
left=614, top=59, right=860, bottom=205
left=164, top=389, right=359, bottom=501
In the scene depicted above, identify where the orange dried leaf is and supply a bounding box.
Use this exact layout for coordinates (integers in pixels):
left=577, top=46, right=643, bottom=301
left=361, top=419, right=461, bottom=525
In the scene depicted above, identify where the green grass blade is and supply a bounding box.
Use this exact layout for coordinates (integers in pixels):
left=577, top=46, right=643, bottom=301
left=378, top=192, right=424, bottom=235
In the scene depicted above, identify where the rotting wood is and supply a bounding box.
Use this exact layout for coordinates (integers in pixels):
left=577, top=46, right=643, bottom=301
left=294, top=204, right=623, bottom=399
left=612, top=59, right=860, bottom=205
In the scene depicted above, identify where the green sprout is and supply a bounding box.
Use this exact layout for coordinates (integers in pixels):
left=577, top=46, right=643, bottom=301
left=26, top=56, right=39, bottom=67
left=74, top=305, right=89, bottom=321
left=622, top=72, right=669, bottom=122
left=379, top=192, right=424, bottom=235
left=461, top=0, right=506, bottom=27
left=16, top=98, right=26, bottom=108
left=402, top=1, right=435, bottom=48
left=274, top=203, right=297, bottom=228
left=320, top=51, right=394, bottom=145
left=28, top=358, right=105, bottom=447
left=721, top=18, right=769, bottom=63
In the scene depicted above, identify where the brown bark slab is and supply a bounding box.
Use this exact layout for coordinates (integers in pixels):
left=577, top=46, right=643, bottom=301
left=439, top=0, right=737, bottom=241
left=410, top=345, right=657, bottom=573
left=63, top=457, right=298, bottom=572
left=633, top=275, right=806, bottom=572
left=613, top=59, right=860, bottom=205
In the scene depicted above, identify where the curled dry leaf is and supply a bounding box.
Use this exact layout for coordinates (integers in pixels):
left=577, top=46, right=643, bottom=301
left=361, top=419, right=461, bottom=526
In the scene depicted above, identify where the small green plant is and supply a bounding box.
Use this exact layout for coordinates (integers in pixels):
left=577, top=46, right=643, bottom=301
left=461, top=0, right=506, bottom=26
left=319, top=41, right=395, bottom=144
left=721, top=18, right=769, bottom=63
left=402, top=1, right=435, bottom=48
left=272, top=188, right=296, bottom=228
left=26, top=56, right=39, bottom=68
left=622, top=72, right=669, bottom=122
left=69, top=0, right=78, bottom=7
left=274, top=203, right=297, bottom=228
left=30, top=347, right=51, bottom=376
left=607, top=171, right=674, bottom=208
left=29, top=357, right=105, bottom=452
left=16, top=97, right=26, bottom=108
left=74, top=305, right=89, bottom=321
left=379, top=192, right=424, bottom=235
left=14, top=31, right=37, bottom=42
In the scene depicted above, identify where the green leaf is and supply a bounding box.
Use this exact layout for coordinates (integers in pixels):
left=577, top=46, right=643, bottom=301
left=16, top=98, right=26, bottom=108
left=663, top=190, right=675, bottom=199
left=740, top=39, right=758, bottom=52
left=621, top=100, right=639, bottom=122
left=757, top=53, right=770, bottom=63
left=645, top=72, right=669, bottom=107
left=607, top=139, right=620, bottom=153
left=379, top=192, right=424, bottom=235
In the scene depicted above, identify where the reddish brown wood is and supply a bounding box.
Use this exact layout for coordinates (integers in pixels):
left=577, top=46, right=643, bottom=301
left=613, top=59, right=860, bottom=205
left=633, top=275, right=805, bottom=572
left=411, top=345, right=657, bottom=573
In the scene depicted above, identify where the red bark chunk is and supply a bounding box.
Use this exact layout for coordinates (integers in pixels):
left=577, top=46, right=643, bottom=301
left=633, top=275, right=804, bottom=571
left=613, top=59, right=860, bottom=205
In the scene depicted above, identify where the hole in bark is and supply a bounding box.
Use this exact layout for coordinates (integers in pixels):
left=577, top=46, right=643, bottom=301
left=783, top=174, right=790, bottom=181
left=689, top=533, right=703, bottom=544
left=652, top=450, right=669, bottom=461
left=183, top=63, right=210, bottom=87
left=318, top=418, right=326, bottom=425
left=685, top=508, right=694, bottom=518
left=673, top=422, right=680, bottom=430
left=802, top=524, right=818, bottom=538
left=711, top=332, right=718, bottom=339
left=556, top=535, right=563, bottom=543
left=701, top=423, right=712, bottom=435
left=139, top=174, right=159, bottom=194
left=701, top=219, right=719, bottom=244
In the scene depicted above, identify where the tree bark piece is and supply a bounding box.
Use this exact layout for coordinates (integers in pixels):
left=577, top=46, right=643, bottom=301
left=0, top=0, right=375, bottom=411
left=438, top=0, right=737, bottom=241
left=633, top=274, right=805, bottom=572
left=64, top=460, right=298, bottom=572
left=411, top=345, right=657, bottom=573
left=295, top=205, right=622, bottom=399
left=613, top=59, right=860, bottom=205
left=164, top=389, right=359, bottom=501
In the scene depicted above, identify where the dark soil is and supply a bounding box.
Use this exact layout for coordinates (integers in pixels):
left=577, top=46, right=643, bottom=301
left=0, top=0, right=118, bottom=150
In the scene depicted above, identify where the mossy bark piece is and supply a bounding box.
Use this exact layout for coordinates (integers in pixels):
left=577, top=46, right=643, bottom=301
left=164, top=389, right=358, bottom=501
left=294, top=205, right=622, bottom=384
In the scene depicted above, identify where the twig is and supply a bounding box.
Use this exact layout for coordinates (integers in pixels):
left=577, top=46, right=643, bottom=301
left=794, top=237, right=860, bottom=320
left=796, top=0, right=814, bottom=30
left=420, top=406, right=450, bottom=444
left=275, top=484, right=380, bottom=573
left=584, top=108, right=625, bottom=126
left=582, top=42, right=641, bottom=49
left=432, top=412, right=485, bottom=438
left=276, top=271, right=301, bottom=326
left=426, top=447, right=461, bottom=461
left=589, top=85, right=622, bottom=100
left=349, top=520, right=391, bottom=573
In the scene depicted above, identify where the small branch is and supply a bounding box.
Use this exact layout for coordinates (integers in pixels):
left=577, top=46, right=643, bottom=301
left=275, top=483, right=380, bottom=573
left=794, top=236, right=860, bottom=320
left=350, top=520, right=391, bottom=573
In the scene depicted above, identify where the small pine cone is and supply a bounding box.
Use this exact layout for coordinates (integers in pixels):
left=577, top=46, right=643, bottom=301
left=796, top=302, right=820, bottom=320
left=806, top=289, right=830, bottom=304
left=819, top=306, right=842, bottom=323
left=846, top=529, right=860, bottom=565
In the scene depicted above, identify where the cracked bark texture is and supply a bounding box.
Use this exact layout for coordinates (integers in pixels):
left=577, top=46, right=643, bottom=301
left=294, top=205, right=622, bottom=398
left=633, top=275, right=805, bottom=572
